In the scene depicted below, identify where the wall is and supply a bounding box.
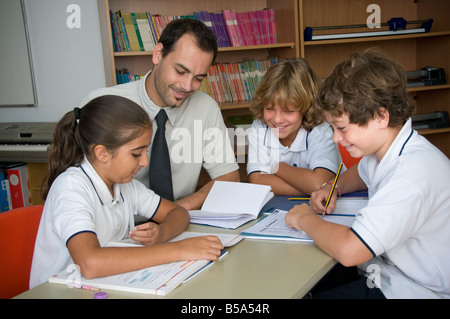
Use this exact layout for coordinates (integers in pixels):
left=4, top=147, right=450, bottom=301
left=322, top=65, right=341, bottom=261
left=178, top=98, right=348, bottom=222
left=0, top=0, right=106, bottom=123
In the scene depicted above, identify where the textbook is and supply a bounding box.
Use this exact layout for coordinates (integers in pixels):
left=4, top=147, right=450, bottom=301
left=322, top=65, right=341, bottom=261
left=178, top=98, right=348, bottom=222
left=241, top=209, right=355, bottom=242
left=189, top=181, right=274, bottom=229
left=49, top=232, right=243, bottom=296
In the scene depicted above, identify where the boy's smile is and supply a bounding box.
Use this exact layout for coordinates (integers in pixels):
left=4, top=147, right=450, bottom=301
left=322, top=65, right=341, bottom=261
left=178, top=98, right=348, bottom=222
left=327, top=109, right=397, bottom=162
left=263, top=102, right=303, bottom=147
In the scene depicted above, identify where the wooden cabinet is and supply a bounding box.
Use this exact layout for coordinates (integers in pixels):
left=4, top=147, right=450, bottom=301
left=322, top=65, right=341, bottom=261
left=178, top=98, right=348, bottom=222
left=27, top=163, right=47, bottom=205
left=298, top=0, right=450, bottom=157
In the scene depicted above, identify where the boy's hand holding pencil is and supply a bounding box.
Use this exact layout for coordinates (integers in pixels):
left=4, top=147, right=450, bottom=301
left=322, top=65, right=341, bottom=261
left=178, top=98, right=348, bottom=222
left=309, top=163, right=343, bottom=215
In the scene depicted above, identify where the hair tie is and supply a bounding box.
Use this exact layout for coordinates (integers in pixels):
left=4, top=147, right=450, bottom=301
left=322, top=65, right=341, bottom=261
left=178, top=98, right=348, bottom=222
left=73, top=107, right=81, bottom=124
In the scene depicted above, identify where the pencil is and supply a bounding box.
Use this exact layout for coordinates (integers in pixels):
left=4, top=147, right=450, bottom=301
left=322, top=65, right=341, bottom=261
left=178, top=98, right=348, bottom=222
left=68, top=283, right=101, bottom=291
left=323, top=163, right=344, bottom=216
left=288, top=197, right=310, bottom=201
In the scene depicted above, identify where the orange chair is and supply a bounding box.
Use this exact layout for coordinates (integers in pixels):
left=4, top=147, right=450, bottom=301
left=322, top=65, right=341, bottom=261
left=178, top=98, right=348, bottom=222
left=0, top=205, right=43, bottom=299
left=338, top=144, right=361, bottom=168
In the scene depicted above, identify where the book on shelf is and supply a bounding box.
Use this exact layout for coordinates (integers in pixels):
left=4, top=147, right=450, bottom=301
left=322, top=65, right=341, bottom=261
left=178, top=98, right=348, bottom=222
left=116, top=57, right=278, bottom=103
left=1, top=163, right=30, bottom=210
left=0, top=164, right=12, bottom=212
left=189, top=181, right=274, bottom=229
left=110, top=8, right=277, bottom=52
left=49, top=231, right=243, bottom=296
left=135, top=12, right=155, bottom=51
left=116, top=68, right=143, bottom=84
left=199, top=57, right=278, bottom=103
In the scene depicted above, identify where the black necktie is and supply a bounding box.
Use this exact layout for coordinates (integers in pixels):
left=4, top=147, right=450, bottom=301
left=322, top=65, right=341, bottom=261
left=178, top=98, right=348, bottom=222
left=149, top=109, right=174, bottom=201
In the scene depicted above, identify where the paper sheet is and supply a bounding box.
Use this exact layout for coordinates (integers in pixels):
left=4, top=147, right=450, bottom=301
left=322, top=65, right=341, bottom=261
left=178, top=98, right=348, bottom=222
left=241, top=209, right=355, bottom=242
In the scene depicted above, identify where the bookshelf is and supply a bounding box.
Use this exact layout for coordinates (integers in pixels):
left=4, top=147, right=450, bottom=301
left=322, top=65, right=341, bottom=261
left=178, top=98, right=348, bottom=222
left=97, top=0, right=299, bottom=112
left=298, top=0, right=450, bottom=157
left=97, top=0, right=300, bottom=185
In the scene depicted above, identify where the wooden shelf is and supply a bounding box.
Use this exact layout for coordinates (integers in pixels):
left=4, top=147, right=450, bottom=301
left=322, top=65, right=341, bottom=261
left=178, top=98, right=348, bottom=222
left=219, top=101, right=253, bottom=110
left=303, top=31, right=450, bottom=46
left=218, top=42, right=296, bottom=52
left=114, top=42, right=296, bottom=57
left=417, top=127, right=450, bottom=136
left=114, top=51, right=153, bottom=57
left=298, top=0, right=450, bottom=158
left=407, top=84, right=450, bottom=93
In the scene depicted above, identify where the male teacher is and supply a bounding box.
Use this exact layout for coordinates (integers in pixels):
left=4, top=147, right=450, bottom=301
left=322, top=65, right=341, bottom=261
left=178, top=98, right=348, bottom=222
left=80, top=18, right=239, bottom=210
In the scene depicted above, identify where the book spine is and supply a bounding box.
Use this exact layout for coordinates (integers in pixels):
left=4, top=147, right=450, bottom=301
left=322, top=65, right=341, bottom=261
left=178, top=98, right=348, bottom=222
left=230, top=9, right=244, bottom=47
left=0, top=165, right=11, bottom=212
left=116, top=11, right=130, bottom=51
left=146, top=12, right=158, bottom=45
left=6, top=164, right=30, bottom=209
left=109, top=10, right=119, bottom=52
left=131, top=13, right=144, bottom=51
left=135, top=12, right=154, bottom=51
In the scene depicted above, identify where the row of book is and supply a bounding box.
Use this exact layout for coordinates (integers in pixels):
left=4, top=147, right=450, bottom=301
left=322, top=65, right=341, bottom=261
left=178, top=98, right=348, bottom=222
left=200, top=58, right=279, bottom=103
left=115, top=57, right=278, bottom=103
left=0, top=163, right=30, bottom=212
left=110, top=8, right=277, bottom=52
left=116, top=68, right=142, bottom=84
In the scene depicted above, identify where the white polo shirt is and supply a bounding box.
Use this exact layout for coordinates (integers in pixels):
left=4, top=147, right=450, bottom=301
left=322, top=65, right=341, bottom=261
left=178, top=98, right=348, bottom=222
left=352, top=119, right=450, bottom=298
left=247, top=120, right=343, bottom=175
left=80, top=71, right=239, bottom=200
left=29, top=158, right=161, bottom=288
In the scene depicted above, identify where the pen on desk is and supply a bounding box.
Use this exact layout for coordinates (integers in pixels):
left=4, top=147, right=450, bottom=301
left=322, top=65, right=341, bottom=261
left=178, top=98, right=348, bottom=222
left=323, top=163, right=344, bottom=216
left=68, top=283, right=101, bottom=291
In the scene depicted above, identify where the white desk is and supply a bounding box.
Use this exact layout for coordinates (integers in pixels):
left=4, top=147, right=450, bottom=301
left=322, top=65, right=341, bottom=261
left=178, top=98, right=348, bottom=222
left=15, top=221, right=335, bottom=300
left=15, top=196, right=341, bottom=300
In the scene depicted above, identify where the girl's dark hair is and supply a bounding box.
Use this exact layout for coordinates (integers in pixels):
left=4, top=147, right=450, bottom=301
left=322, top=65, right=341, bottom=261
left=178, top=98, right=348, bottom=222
left=316, top=48, right=414, bottom=127
left=42, top=95, right=151, bottom=199
left=159, top=18, right=218, bottom=63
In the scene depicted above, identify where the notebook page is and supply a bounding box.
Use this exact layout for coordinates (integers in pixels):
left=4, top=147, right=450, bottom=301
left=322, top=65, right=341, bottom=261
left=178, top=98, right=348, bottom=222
left=201, top=181, right=272, bottom=216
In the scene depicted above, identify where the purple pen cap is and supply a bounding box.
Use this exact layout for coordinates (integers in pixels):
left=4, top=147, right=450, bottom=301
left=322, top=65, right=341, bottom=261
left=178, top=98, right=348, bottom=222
left=94, top=291, right=108, bottom=299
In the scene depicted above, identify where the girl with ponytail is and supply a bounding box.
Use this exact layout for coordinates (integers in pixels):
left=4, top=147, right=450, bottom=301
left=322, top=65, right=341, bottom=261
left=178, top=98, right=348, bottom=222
left=30, top=95, right=222, bottom=288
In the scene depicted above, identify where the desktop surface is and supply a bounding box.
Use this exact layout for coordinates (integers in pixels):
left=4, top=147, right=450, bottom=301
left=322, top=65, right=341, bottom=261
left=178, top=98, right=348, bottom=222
left=15, top=197, right=338, bottom=299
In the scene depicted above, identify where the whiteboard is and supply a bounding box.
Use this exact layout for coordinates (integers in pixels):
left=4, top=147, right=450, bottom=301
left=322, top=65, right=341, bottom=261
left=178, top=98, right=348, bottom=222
left=0, top=0, right=37, bottom=107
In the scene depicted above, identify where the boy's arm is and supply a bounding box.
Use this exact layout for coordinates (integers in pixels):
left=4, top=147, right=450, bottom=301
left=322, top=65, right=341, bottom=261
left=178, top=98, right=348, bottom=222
left=333, top=164, right=366, bottom=194
left=309, top=165, right=366, bottom=214
left=286, top=203, right=373, bottom=266
left=248, top=171, right=301, bottom=195
left=274, top=163, right=336, bottom=195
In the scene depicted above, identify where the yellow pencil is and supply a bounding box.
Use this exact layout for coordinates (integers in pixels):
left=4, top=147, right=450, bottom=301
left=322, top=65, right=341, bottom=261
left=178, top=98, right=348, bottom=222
left=323, top=163, right=344, bottom=216
left=288, top=197, right=310, bottom=201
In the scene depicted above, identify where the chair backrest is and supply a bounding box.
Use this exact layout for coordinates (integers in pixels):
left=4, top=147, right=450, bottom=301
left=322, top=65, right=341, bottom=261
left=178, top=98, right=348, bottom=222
left=338, top=144, right=361, bottom=168
left=0, top=205, right=43, bottom=299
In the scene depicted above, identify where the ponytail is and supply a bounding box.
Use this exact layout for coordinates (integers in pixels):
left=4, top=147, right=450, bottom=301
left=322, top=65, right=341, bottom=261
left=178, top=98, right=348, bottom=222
left=41, top=108, right=84, bottom=199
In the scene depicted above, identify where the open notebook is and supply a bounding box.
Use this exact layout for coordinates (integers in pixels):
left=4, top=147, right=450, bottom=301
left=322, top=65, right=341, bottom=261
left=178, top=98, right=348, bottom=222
left=189, top=181, right=273, bottom=229
left=49, top=232, right=243, bottom=296
left=241, top=209, right=355, bottom=242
